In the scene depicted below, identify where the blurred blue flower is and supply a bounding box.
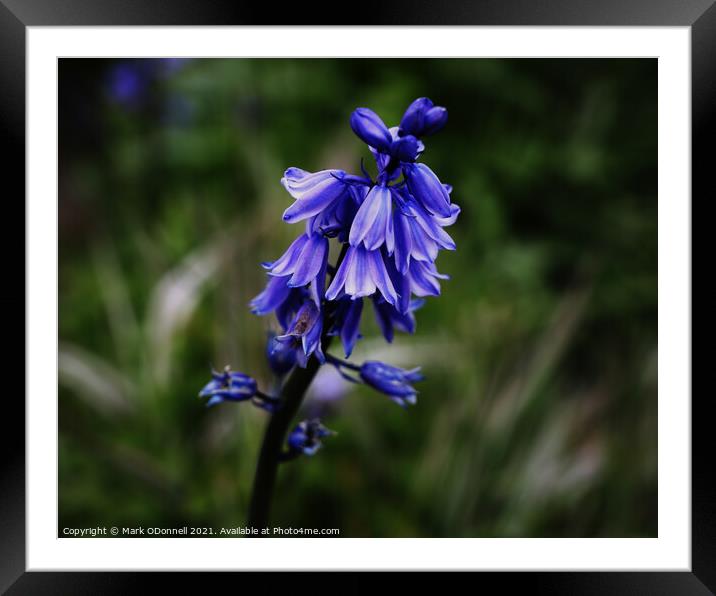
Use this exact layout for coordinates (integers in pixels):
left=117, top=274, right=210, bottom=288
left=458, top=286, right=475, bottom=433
left=287, top=419, right=335, bottom=456
left=307, top=365, right=351, bottom=409
left=107, top=63, right=146, bottom=107
left=266, top=332, right=297, bottom=376
left=106, top=59, right=190, bottom=109
left=199, top=367, right=258, bottom=407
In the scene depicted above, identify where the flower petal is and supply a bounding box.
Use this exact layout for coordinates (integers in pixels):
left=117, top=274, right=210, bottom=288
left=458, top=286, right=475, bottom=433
left=340, top=299, right=363, bottom=357
left=345, top=245, right=376, bottom=297
left=392, top=210, right=412, bottom=274
left=325, top=244, right=355, bottom=301
left=350, top=108, right=393, bottom=151
left=405, top=215, right=437, bottom=262
left=250, top=275, right=292, bottom=315
left=265, top=234, right=309, bottom=277
left=362, top=186, right=392, bottom=250
left=289, top=234, right=328, bottom=288
left=367, top=249, right=398, bottom=307
left=349, top=185, right=391, bottom=249
left=407, top=199, right=456, bottom=250
left=409, top=260, right=444, bottom=297
left=434, top=203, right=461, bottom=227
left=372, top=299, right=395, bottom=343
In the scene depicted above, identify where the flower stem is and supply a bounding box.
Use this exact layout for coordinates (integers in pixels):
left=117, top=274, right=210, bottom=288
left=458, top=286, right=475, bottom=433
left=246, top=345, right=326, bottom=532
left=246, top=243, right=348, bottom=533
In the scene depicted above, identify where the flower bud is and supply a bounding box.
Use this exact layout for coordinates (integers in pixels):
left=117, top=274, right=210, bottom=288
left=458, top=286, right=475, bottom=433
left=402, top=162, right=452, bottom=218
left=359, top=361, right=423, bottom=407
left=390, top=134, right=421, bottom=162
left=400, top=97, right=447, bottom=137
left=422, top=106, right=448, bottom=136
left=350, top=108, right=393, bottom=151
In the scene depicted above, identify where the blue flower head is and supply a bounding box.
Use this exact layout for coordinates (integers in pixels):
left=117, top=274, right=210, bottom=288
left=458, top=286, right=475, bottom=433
left=250, top=97, right=458, bottom=367
left=199, top=366, right=258, bottom=407
left=242, top=97, right=457, bottom=412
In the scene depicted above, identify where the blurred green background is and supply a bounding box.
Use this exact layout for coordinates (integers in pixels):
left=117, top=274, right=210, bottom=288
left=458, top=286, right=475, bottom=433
left=58, top=58, right=657, bottom=537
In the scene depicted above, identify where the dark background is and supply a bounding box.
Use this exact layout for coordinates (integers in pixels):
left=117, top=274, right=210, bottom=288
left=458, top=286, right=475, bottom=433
left=58, top=58, right=657, bottom=537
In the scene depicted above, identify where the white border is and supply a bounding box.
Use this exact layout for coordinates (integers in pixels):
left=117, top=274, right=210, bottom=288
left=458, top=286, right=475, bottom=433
left=27, top=27, right=691, bottom=571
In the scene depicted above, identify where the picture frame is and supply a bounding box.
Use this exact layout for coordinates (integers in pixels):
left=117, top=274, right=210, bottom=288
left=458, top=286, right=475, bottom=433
left=6, top=0, right=708, bottom=591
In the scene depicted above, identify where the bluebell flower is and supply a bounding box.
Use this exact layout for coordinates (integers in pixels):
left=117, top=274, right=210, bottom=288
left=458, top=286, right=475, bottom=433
left=287, top=419, right=335, bottom=456
left=325, top=244, right=399, bottom=308
left=262, top=232, right=329, bottom=289
left=275, top=300, right=325, bottom=368
left=359, top=361, right=424, bottom=407
left=402, top=162, right=452, bottom=218
left=199, top=366, right=258, bottom=407
left=281, top=168, right=353, bottom=224
left=391, top=191, right=457, bottom=274
left=305, top=184, right=365, bottom=242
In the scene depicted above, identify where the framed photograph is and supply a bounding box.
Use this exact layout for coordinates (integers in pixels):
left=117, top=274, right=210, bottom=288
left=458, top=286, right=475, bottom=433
left=7, top=0, right=708, bottom=592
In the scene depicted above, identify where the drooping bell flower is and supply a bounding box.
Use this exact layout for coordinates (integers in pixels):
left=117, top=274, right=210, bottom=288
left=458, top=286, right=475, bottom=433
left=350, top=107, right=393, bottom=152
left=359, top=361, right=424, bottom=408
left=286, top=419, right=335, bottom=456
left=274, top=300, right=325, bottom=368
left=198, top=366, right=258, bottom=407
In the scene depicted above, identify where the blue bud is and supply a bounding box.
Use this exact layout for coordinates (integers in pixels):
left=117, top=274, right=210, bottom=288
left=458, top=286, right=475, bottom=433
left=350, top=108, right=393, bottom=152
left=422, top=106, right=448, bottom=136
left=402, top=162, right=452, bottom=218
left=399, top=97, right=433, bottom=137
left=390, top=134, right=421, bottom=162
left=266, top=333, right=297, bottom=376
left=399, top=97, right=447, bottom=137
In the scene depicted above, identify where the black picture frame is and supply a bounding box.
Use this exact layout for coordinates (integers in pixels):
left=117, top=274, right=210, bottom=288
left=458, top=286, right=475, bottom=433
left=5, top=1, right=708, bottom=592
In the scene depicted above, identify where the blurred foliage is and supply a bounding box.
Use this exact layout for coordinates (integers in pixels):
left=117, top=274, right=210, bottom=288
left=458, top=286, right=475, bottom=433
left=58, top=58, right=657, bottom=537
